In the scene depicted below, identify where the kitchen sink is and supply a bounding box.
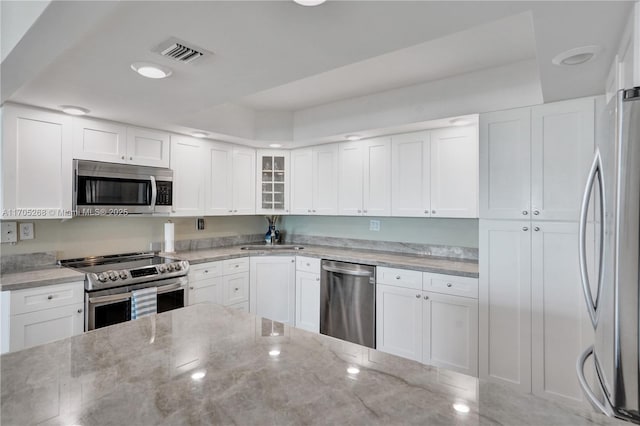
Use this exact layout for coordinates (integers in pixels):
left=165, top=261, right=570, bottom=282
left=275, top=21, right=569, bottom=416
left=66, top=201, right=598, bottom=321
left=240, top=245, right=304, bottom=250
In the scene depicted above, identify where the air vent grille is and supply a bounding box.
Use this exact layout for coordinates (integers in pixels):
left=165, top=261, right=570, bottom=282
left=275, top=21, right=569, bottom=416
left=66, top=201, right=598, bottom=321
left=160, top=43, right=203, bottom=63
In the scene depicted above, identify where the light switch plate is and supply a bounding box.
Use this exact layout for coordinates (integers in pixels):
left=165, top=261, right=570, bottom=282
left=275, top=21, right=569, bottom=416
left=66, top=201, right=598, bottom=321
left=19, top=222, right=34, bottom=240
left=1, top=222, right=17, bottom=243
left=369, top=220, right=380, bottom=232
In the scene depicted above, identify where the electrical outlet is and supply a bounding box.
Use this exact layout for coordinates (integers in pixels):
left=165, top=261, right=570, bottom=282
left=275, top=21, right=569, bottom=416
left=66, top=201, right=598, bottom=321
left=1, top=222, right=17, bottom=243
left=196, top=218, right=205, bottom=230
left=19, top=222, right=34, bottom=240
left=369, top=220, right=380, bottom=231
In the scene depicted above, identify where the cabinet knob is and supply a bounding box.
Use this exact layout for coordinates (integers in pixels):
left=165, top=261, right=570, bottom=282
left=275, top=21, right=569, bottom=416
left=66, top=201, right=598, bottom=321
left=423, top=295, right=429, bottom=300
left=306, top=263, right=310, bottom=266
left=534, top=226, right=540, bottom=232
left=395, top=275, right=401, bottom=280
left=121, top=155, right=125, bottom=160
left=291, top=259, right=295, bottom=263
left=235, top=264, right=239, bottom=268
left=129, top=156, right=133, bottom=160
left=316, top=277, right=320, bottom=281
left=415, top=294, right=421, bottom=298
left=424, top=210, right=428, bottom=214
left=522, top=210, right=528, bottom=215
left=47, top=295, right=53, bottom=300
left=204, top=270, right=209, bottom=273
left=357, top=210, right=362, bottom=213
left=77, top=309, right=83, bottom=314
left=234, top=210, right=238, bottom=213
left=308, top=209, right=312, bottom=213
left=533, top=210, right=540, bottom=215
left=228, top=210, right=233, bottom=213
left=446, top=283, right=453, bottom=288
left=432, top=210, right=436, bottom=214
left=522, top=226, right=529, bottom=231
left=190, top=286, right=194, bottom=290
left=234, top=287, right=239, bottom=291
left=312, top=210, right=316, bottom=213
left=363, top=210, right=367, bottom=214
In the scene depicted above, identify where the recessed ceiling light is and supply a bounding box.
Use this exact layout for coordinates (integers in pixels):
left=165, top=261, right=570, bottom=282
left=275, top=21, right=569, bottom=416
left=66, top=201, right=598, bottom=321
left=269, top=349, right=281, bottom=357
left=347, top=367, right=360, bottom=375
left=552, top=45, right=601, bottom=66
left=294, top=0, right=327, bottom=6
left=269, top=144, right=283, bottom=148
left=450, top=118, right=471, bottom=126
left=131, top=62, right=172, bottom=79
left=60, top=105, right=90, bottom=116
left=346, top=135, right=362, bottom=141
left=453, top=403, right=470, bottom=414
left=191, top=370, right=206, bottom=380
left=192, top=131, right=208, bottom=138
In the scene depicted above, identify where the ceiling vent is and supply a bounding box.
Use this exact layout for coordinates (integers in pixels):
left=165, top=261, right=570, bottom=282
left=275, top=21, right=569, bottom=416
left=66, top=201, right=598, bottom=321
left=153, top=37, right=210, bottom=64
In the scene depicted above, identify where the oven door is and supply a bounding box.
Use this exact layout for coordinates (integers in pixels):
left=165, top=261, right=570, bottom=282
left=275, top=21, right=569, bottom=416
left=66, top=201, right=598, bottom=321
left=85, top=276, right=187, bottom=331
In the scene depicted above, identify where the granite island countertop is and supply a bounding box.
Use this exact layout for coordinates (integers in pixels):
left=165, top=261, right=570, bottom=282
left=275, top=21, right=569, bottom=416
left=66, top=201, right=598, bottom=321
left=0, top=303, right=625, bottom=426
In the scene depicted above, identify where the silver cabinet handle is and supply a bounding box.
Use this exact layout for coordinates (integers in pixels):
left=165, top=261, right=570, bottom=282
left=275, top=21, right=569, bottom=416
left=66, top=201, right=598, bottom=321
left=121, top=156, right=125, bottom=160
left=322, top=265, right=373, bottom=277
left=533, top=210, right=540, bottom=215
left=47, top=295, right=53, bottom=300
left=446, top=283, right=452, bottom=287
left=423, top=295, right=429, bottom=300
left=522, top=210, right=528, bottom=215
left=534, top=227, right=540, bottom=232
left=77, top=309, right=83, bottom=314
left=415, top=294, right=421, bottom=298
left=522, top=226, right=529, bottom=231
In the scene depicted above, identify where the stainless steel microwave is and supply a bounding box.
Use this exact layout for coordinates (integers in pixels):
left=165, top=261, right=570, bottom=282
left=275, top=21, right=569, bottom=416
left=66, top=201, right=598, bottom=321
left=73, top=160, right=173, bottom=215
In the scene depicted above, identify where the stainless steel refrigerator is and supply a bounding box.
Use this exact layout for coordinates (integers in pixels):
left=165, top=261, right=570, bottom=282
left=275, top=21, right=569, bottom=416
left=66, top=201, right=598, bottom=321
left=577, top=87, right=640, bottom=424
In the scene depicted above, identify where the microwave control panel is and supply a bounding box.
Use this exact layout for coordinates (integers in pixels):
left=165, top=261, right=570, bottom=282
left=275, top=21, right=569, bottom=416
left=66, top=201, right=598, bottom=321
left=156, top=181, right=173, bottom=206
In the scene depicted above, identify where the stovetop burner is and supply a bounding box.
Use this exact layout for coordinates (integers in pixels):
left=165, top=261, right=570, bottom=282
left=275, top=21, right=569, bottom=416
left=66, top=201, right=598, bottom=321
left=59, top=252, right=189, bottom=291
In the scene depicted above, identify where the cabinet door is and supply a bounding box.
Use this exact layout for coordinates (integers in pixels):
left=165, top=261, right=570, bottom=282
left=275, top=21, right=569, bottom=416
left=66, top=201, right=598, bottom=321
left=222, top=272, right=249, bottom=306
left=188, top=278, right=222, bottom=306
left=256, top=150, right=289, bottom=214
left=232, top=147, right=256, bottom=215
left=170, top=135, right=203, bottom=216
left=313, top=144, right=338, bottom=215
left=204, top=142, right=233, bottom=215
left=126, top=126, right=170, bottom=168
left=295, top=271, right=320, bottom=333
left=249, top=256, right=296, bottom=325
left=2, top=105, right=72, bottom=218
left=479, top=220, right=532, bottom=393
left=375, top=283, right=422, bottom=362
left=531, top=98, right=595, bottom=221
left=10, top=303, right=84, bottom=352
left=337, top=141, right=363, bottom=215
left=479, top=108, right=531, bottom=219
left=531, top=222, right=593, bottom=403
left=363, top=137, right=391, bottom=216
left=290, top=148, right=313, bottom=215
left=430, top=126, right=478, bottom=218
left=391, top=132, right=430, bottom=217
left=72, top=117, right=127, bottom=163
left=424, top=292, right=478, bottom=377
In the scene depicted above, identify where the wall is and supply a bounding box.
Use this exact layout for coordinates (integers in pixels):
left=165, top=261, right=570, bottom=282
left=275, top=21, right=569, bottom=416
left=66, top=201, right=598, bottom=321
left=281, top=216, right=479, bottom=248
left=0, top=216, right=265, bottom=259
left=1, top=1, right=50, bottom=62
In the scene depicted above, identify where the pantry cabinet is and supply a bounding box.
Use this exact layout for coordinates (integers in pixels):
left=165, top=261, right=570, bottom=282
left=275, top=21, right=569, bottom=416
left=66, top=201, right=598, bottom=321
left=338, top=137, right=391, bottom=216
left=256, top=150, right=289, bottom=214
left=204, top=142, right=255, bottom=215
left=249, top=256, right=296, bottom=325
left=290, top=144, right=339, bottom=215
left=1, top=104, right=73, bottom=219
left=170, top=135, right=204, bottom=216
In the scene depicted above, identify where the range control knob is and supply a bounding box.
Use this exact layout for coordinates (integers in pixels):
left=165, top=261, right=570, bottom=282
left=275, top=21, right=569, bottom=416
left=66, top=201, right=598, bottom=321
left=97, top=273, right=108, bottom=283
left=119, top=271, right=128, bottom=280
left=108, top=271, right=118, bottom=281
left=173, top=263, right=182, bottom=271
left=167, top=263, right=175, bottom=272
left=158, top=264, right=167, bottom=273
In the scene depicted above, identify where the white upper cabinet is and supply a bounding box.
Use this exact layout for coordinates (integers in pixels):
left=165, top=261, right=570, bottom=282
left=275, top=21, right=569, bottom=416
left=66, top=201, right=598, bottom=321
left=531, top=98, right=595, bottom=221
left=291, top=144, right=338, bottom=215
left=391, top=131, right=430, bottom=217
left=2, top=104, right=72, bottom=219
left=72, top=117, right=127, bottom=163
left=479, top=108, right=531, bottom=220
left=430, top=126, right=478, bottom=218
left=256, top=150, right=289, bottom=215
left=170, top=135, right=204, bottom=216
left=339, top=137, right=391, bottom=216
left=73, top=118, right=170, bottom=168
left=204, top=142, right=255, bottom=215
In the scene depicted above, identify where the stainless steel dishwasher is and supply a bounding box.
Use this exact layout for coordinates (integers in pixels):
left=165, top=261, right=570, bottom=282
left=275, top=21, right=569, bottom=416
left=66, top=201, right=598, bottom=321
left=320, top=260, right=376, bottom=348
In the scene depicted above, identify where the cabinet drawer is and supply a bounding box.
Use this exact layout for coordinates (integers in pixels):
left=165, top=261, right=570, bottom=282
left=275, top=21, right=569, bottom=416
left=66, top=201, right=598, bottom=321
left=296, top=256, right=321, bottom=273
left=10, top=281, right=84, bottom=315
left=189, top=261, right=223, bottom=280
left=423, top=273, right=478, bottom=299
left=189, top=275, right=222, bottom=291
left=223, top=257, right=249, bottom=275
left=376, top=267, right=422, bottom=290
left=223, top=272, right=249, bottom=306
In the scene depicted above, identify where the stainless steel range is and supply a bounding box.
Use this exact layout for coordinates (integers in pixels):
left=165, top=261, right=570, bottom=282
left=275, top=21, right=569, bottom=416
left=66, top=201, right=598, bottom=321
left=60, top=252, right=189, bottom=331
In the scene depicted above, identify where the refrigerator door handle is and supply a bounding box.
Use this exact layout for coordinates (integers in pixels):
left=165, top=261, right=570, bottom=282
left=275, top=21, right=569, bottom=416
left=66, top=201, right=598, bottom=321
left=579, top=150, right=604, bottom=328
left=577, top=345, right=610, bottom=415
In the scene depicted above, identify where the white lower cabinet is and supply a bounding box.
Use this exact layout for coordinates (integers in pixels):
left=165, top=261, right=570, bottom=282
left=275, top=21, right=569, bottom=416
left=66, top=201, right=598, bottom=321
left=1, top=281, right=84, bottom=354
left=188, top=258, right=249, bottom=311
left=295, top=256, right=321, bottom=333
left=376, top=267, right=479, bottom=376
left=250, top=256, right=296, bottom=325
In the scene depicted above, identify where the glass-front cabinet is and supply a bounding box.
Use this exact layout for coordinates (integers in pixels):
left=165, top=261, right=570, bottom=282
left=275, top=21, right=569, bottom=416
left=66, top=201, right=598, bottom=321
left=256, top=150, right=290, bottom=214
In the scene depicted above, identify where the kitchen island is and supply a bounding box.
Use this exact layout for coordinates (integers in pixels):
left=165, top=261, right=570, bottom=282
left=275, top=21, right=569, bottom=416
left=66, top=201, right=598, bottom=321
left=0, top=303, right=624, bottom=425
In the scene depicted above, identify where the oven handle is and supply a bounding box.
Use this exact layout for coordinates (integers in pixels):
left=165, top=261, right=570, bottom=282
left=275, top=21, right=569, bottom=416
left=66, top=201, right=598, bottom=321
left=150, top=175, right=157, bottom=212
left=88, top=282, right=183, bottom=304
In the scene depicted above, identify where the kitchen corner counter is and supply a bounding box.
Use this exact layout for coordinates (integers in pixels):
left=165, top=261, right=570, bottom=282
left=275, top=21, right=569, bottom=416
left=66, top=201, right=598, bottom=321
left=0, top=266, right=85, bottom=292
left=0, top=303, right=625, bottom=425
left=169, top=244, right=479, bottom=278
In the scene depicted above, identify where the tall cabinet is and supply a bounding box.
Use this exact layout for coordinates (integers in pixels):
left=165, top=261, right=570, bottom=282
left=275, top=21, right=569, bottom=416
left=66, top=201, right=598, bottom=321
left=479, top=96, right=599, bottom=403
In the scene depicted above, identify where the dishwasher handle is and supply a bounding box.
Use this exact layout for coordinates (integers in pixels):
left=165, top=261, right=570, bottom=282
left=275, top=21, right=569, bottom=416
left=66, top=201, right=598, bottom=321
left=322, top=264, right=374, bottom=277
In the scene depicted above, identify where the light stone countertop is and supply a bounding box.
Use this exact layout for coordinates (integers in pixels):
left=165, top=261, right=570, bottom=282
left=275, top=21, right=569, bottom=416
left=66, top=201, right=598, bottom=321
left=0, top=303, right=626, bottom=425
left=0, top=266, right=85, bottom=291
left=168, top=244, right=479, bottom=278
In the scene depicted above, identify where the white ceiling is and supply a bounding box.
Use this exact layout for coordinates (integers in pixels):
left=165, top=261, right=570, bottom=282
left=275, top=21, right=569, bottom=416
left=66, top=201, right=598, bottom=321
left=1, top=1, right=633, bottom=146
